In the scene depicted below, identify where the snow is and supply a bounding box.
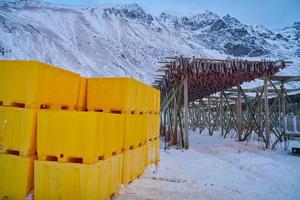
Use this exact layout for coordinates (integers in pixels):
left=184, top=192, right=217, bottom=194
left=0, top=1, right=299, bottom=85
left=115, top=131, right=300, bottom=200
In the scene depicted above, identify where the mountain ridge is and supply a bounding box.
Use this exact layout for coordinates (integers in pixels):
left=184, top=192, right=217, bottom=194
left=0, top=1, right=299, bottom=83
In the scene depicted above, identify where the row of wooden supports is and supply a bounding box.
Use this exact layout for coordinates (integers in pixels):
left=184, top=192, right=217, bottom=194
left=160, top=75, right=300, bottom=150
left=160, top=75, right=189, bottom=149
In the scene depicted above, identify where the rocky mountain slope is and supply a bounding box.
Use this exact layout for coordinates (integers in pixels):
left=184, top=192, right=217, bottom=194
left=0, top=0, right=299, bottom=83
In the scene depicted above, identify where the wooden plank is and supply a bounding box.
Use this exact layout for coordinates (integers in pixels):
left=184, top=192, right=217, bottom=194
left=237, top=85, right=243, bottom=141
left=183, top=75, right=189, bottom=149
left=264, top=77, right=270, bottom=148
left=220, top=91, right=224, bottom=136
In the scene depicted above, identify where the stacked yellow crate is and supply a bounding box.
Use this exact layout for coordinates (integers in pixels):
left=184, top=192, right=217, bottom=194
left=35, top=79, right=125, bottom=199
left=87, top=78, right=161, bottom=185
left=0, top=60, right=80, bottom=199
left=0, top=61, right=80, bottom=110
left=35, top=111, right=124, bottom=200
left=0, top=61, right=160, bottom=200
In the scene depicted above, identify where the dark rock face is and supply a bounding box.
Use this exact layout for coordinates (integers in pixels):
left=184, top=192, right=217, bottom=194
left=210, top=19, right=228, bottom=31
left=292, top=22, right=300, bottom=41
left=0, top=44, right=11, bottom=56
left=293, top=22, right=300, bottom=30
left=295, top=49, right=300, bottom=57
left=180, top=16, right=201, bottom=30
left=272, top=33, right=288, bottom=41
left=101, top=5, right=297, bottom=58
left=295, top=32, right=300, bottom=41
left=224, top=42, right=251, bottom=56
left=199, top=24, right=268, bottom=57
left=0, top=16, right=18, bottom=34
left=122, top=5, right=146, bottom=19
left=103, top=4, right=153, bottom=24
left=230, top=28, right=248, bottom=37
left=275, top=33, right=283, bottom=39
left=249, top=48, right=268, bottom=57
left=222, top=14, right=241, bottom=27
left=223, top=41, right=268, bottom=57
left=155, top=11, right=284, bottom=57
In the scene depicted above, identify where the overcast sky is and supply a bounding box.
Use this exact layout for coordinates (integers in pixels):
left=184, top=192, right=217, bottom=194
left=43, top=0, right=300, bottom=29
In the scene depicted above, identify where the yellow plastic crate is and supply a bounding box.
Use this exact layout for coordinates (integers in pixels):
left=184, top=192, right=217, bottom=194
left=153, top=114, right=160, bottom=138
left=146, top=87, right=160, bottom=114
left=0, top=154, right=34, bottom=200
left=123, top=114, right=136, bottom=150
left=145, top=86, right=153, bottom=114
left=0, top=106, right=37, bottom=156
left=0, top=60, right=80, bottom=109
left=122, top=145, right=147, bottom=185
left=155, top=139, right=160, bottom=163
left=35, top=157, right=117, bottom=200
left=124, top=114, right=147, bottom=150
left=136, top=114, right=147, bottom=145
left=37, top=111, right=124, bottom=163
left=87, top=77, right=155, bottom=114
left=154, top=89, right=161, bottom=114
left=110, top=154, right=123, bottom=195
left=145, top=115, right=151, bottom=140
left=146, top=114, right=160, bottom=140
left=135, top=81, right=148, bottom=113
left=139, top=145, right=148, bottom=173
left=76, top=77, right=87, bottom=111
left=37, top=110, right=101, bottom=164
left=122, top=149, right=136, bottom=185
left=147, top=141, right=156, bottom=164
left=102, top=113, right=124, bottom=158
left=87, top=77, right=135, bottom=112
left=149, top=87, right=155, bottom=113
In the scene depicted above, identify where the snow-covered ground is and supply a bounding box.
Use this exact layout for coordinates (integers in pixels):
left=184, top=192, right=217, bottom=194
left=116, top=131, right=300, bottom=200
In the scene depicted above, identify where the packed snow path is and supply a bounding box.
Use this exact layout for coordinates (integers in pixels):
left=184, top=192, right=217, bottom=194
left=115, top=132, right=300, bottom=200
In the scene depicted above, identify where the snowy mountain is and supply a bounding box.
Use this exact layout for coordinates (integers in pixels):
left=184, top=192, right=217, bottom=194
left=0, top=0, right=299, bottom=83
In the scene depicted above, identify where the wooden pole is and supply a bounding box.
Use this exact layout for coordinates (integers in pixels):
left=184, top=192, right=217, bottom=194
left=220, top=91, right=224, bottom=136
left=173, top=91, right=177, bottom=145
left=281, top=83, right=286, bottom=115
left=281, top=83, right=288, bottom=150
left=237, top=85, right=243, bottom=141
left=183, top=76, right=189, bottom=149
left=163, top=109, right=167, bottom=150
left=208, top=96, right=212, bottom=135
left=264, top=77, right=270, bottom=148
